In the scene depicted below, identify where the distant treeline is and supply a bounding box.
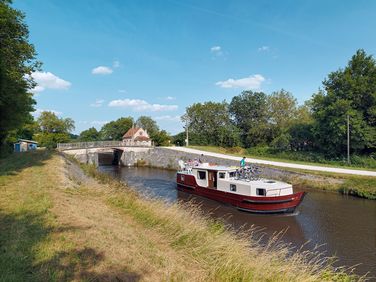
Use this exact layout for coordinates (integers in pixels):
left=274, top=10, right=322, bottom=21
left=4, top=114, right=171, bottom=150
left=173, top=50, right=376, bottom=161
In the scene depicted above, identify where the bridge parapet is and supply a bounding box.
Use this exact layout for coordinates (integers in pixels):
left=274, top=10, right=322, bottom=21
left=57, top=141, right=153, bottom=151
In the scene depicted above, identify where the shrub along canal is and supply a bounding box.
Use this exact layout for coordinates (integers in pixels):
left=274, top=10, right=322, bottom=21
left=99, top=165, right=376, bottom=277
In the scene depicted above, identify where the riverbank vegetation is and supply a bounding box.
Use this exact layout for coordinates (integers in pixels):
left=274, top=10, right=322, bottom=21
left=174, top=50, right=376, bottom=169
left=0, top=150, right=361, bottom=281
left=190, top=145, right=376, bottom=171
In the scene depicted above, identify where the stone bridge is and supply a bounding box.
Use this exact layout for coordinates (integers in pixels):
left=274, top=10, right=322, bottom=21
left=57, top=141, right=153, bottom=151
left=58, top=141, right=156, bottom=166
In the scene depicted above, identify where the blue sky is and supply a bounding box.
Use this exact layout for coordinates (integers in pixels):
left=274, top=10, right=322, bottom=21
left=14, top=0, right=376, bottom=135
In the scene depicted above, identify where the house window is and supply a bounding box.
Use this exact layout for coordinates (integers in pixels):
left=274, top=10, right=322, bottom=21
left=219, top=172, right=226, bottom=179
left=230, top=184, right=236, bottom=191
left=197, top=171, right=206, bottom=180
left=256, top=188, right=266, bottom=196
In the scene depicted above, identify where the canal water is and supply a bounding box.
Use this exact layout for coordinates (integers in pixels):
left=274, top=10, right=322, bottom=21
left=99, top=165, right=376, bottom=277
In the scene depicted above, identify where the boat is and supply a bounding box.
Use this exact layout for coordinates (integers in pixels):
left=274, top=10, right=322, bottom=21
left=176, top=161, right=305, bottom=214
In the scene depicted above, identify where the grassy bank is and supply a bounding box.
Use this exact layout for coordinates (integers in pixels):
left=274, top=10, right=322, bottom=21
left=0, top=150, right=361, bottom=281
left=270, top=167, right=376, bottom=200
left=189, top=146, right=376, bottom=200
left=190, top=145, right=376, bottom=171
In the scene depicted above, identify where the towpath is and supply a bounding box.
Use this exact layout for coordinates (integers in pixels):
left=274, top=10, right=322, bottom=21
left=164, top=146, right=376, bottom=177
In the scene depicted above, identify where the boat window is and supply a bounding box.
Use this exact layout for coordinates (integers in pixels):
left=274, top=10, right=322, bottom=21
left=229, top=171, right=236, bottom=178
left=197, top=170, right=206, bottom=180
left=181, top=175, right=185, bottom=181
left=230, top=184, right=236, bottom=191
left=256, top=188, right=266, bottom=196
left=219, top=172, right=226, bottom=179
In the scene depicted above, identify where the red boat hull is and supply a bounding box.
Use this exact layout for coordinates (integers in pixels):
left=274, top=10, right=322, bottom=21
left=177, top=173, right=305, bottom=214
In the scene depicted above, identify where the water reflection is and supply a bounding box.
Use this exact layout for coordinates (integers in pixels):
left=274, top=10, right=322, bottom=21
left=99, top=165, right=376, bottom=276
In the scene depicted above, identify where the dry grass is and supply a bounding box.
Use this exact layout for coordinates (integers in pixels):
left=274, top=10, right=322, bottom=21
left=0, top=150, right=363, bottom=281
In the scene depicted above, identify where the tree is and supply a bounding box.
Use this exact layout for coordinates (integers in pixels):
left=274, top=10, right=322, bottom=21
left=288, top=104, right=314, bottom=151
left=152, top=130, right=171, bottom=146
left=182, top=101, right=239, bottom=147
left=311, top=49, right=376, bottom=155
left=271, top=133, right=291, bottom=151
left=268, top=89, right=298, bottom=140
left=0, top=0, right=40, bottom=150
left=79, top=127, right=100, bottom=142
left=34, top=111, right=75, bottom=148
left=229, top=91, right=269, bottom=147
left=100, top=117, right=134, bottom=140
left=136, top=116, right=159, bottom=137
left=37, top=111, right=74, bottom=133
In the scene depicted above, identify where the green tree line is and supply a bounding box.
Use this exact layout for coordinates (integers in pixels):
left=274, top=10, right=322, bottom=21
left=78, top=116, right=171, bottom=146
left=6, top=113, right=171, bottom=149
left=176, top=49, right=376, bottom=161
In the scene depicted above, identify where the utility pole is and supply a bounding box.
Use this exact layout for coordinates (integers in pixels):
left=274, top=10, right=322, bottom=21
left=185, top=122, right=189, bottom=147
left=347, top=114, right=350, bottom=165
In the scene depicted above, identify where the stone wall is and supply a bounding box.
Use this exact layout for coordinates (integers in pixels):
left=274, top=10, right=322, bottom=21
left=63, top=149, right=99, bottom=166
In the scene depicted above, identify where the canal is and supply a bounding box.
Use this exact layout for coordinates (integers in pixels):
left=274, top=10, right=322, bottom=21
left=99, top=165, right=376, bottom=277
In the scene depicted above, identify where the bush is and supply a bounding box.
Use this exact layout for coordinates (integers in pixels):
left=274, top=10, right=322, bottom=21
left=34, top=132, right=71, bottom=149
left=271, top=134, right=291, bottom=150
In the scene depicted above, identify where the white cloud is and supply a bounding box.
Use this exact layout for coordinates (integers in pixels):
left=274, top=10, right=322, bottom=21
left=113, top=60, right=120, bottom=68
left=108, top=99, right=178, bottom=112
left=258, top=46, right=270, bottom=52
left=33, top=108, right=62, bottom=117
left=210, top=45, right=223, bottom=56
left=30, top=71, right=71, bottom=93
left=90, top=99, right=104, bottom=107
left=165, top=96, right=176, bottom=100
left=155, top=115, right=181, bottom=122
left=118, top=89, right=127, bottom=93
left=79, top=120, right=109, bottom=128
left=216, top=74, right=265, bottom=90
left=91, top=66, right=113, bottom=75
left=91, top=120, right=108, bottom=125
left=211, top=46, right=221, bottom=52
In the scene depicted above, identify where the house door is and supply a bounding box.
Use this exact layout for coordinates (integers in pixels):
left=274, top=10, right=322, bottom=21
left=208, top=171, right=217, bottom=189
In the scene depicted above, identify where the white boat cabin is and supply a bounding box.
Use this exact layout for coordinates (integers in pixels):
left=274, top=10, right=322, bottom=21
left=179, top=162, right=293, bottom=197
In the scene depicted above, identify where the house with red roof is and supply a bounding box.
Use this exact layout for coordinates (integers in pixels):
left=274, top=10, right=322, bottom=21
left=122, top=127, right=152, bottom=147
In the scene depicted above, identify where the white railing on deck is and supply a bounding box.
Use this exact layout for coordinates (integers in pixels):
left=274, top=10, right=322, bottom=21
left=57, top=140, right=154, bottom=150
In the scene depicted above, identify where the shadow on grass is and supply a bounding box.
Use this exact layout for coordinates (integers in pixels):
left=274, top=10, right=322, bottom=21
left=0, top=211, right=142, bottom=281
left=0, top=150, right=53, bottom=177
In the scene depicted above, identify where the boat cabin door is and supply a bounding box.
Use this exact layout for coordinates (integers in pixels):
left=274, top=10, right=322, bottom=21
left=208, top=170, right=217, bottom=189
